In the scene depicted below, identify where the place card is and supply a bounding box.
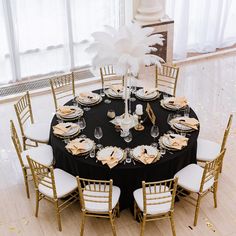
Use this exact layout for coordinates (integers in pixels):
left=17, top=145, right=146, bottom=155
left=146, top=103, right=156, bottom=125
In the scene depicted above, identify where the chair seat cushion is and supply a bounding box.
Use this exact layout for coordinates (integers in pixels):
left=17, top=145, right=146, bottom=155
left=83, top=184, right=121, bottom=212
left=174, top=164, right=214, bottom=192
left=38, top=169, right=77, bottom=198
left=197, top=138, right=221, bottom=162
left=133, top=186, right=172, bottom=215
left=22, top=144, right=54, bottom=167
left=24, top=122, right=50, bottom=143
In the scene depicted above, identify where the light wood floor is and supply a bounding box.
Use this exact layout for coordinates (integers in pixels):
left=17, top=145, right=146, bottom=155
left=0, top=53, right=236, bottom=235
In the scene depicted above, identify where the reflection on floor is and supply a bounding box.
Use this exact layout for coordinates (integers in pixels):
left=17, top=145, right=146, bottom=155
left=0, top=54, right=236, bottom=235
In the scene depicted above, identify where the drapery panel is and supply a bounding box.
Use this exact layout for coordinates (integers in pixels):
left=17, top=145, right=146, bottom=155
left=166, top=0, right=236, bottom=60
left=0, top=0, right=123, bottom=84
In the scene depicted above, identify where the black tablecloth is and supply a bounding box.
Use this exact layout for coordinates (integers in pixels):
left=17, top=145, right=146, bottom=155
left=50, top=91, right=199, bottom=209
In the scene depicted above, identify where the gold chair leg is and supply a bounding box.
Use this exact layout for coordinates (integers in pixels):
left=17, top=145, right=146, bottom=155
left=109, top=213, right=117, bottom=236
left=213, top=183, right=218, bottom=208
left=220, top=162, right=223, bottom=173
left=23, top=169, right=30, bottom=199
left=194, top=194, right=202, bottom=226
left=23, top=137, right=27, bottom=150
left=140, top=216, right=146, bottom=236
left=134, top=201, right=137, bottom=220
left=170, top=213, right=176, bottom=236
left=80, top=211, right=86, bottom=236
left=116, top=203, right=120, bottom=218
left=54, top=200, right=62, bottom=231
left=35, top=190, right=40, bottom=217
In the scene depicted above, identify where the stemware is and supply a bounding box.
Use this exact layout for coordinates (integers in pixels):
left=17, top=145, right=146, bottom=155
left=124, top=131, right=133, bottom=163
left=150, top=125, right=159, bottom=147
left=104, top=86, right=111, bottom=104
left=184, top=105, right=190, bottom=117
left=78, top=117, right=86, bottom=138
left=94, top=126, right=103, bottom=149
left=130, top=78, right=137, bottom=102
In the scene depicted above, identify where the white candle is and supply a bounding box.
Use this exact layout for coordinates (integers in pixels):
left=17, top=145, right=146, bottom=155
left=136, top=104, right=143, bottom=115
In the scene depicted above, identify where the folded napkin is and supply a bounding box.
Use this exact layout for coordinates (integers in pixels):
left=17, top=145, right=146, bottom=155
left=110, top=85, right=123, bottom=95
left=167, top=97, right=188, bottom=108
left=53, top=123, right=75, bottom=136
left=57, top=106, right=75, bottom=116
left=66, top=138, right=91, bottom=155
left=98, top=148, right=119, bottom=169
left=138, top=147, right=156, bottom=164
left=165, top=135, right=188, bottom=150
left=78, top=92, right=97, bottom=102
left=177, top=117, right=199, bottom=130
left=143, top=88, right=158, bottom=96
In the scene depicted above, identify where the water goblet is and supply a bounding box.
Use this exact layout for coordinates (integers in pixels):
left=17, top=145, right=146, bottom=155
left=78, top=117, right=86, bottom=138
left=124, top=131, right=132, bottom=163
left=150, top=125, right=159, bottom=147
left=94, top=126, right=103, bottom=149
left=184, top=105, right=190, bottom=117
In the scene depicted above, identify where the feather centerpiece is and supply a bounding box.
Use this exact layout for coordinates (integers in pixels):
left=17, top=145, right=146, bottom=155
left=86, top=23, right=165, bottom=76
left=86, top=23, right=164, bottom=134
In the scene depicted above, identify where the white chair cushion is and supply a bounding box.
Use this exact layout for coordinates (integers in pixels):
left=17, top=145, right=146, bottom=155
left=38, top=169, right=77, bottom=199
left=197, top=138, right=221, bottom=162
left=22, top=144, right=54, bottom=167
left=133, top=186, right=172, bottom=215
left=24, top=122, right=50, bottom=143
left=83, top=184, right=120, bottom=212
left=174, top=164, right=214, bottom=193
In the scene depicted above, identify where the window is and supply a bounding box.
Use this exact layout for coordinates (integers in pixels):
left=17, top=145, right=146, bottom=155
left=0, top=0, right=124, bottom=84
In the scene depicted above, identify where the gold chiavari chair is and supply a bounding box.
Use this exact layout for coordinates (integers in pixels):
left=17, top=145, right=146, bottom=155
left=27, top=156, right=79, bottom=231
left=14, top=91, right=50, bottom=150
left=174, top=149, right=226, bottom=226
left=50, top=72, right=75, bottom=110
left=197, top=114, right=233, bottom=172
left=77, top=177, right=121, bottom=236
left=133, top=178, right=178, bottom=236
left=155, top=64, right=179, bottom=96
left=10, top=120, right=54, bottom=198
left=100, top=65, right=124, bottom=90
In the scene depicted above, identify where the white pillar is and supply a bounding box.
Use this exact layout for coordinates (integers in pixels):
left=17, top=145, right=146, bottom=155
left=134, top=0, right=166, bottom=23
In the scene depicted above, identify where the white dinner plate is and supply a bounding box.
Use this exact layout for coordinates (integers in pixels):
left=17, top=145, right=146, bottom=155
left=136, top=88, right=160, bottom=100
left=132, top=145, right=158, bottom=159
left=53, top=123, right=80, bottom=137
left=96, top=146, right=124, bottom=162
left=76, top=93, right=101, bottom=105
left=56, top=106, right=83, bottom=119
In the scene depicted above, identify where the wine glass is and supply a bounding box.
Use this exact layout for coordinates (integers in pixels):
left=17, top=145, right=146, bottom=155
left=124, top=131, right=133, bottom=163
left=130, top=78, right=137, bottom=102
left=94, top=126, right=103, bottom=149
left=150, top=125, right=159, bottom=147
left=78, top=117, right=86, bottom=138
left=104, top=85, right=111, bottom=104
left=184, top=105, right=190, bottom=117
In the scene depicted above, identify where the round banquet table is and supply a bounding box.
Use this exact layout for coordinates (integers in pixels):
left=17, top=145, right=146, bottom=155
left=50, top=90, right=199, bottom=210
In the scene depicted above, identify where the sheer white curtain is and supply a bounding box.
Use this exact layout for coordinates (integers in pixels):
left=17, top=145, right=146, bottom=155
left=0, top=0, right=123, bottom=84
left=166, top=0, right=236, bottom=60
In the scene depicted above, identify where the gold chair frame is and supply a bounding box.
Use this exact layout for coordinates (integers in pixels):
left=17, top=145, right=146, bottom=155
left=10, top=120, right=31, bottom=198
left=27, top=157, right=79, bottom=231
left=177, top=149, right=226, bottom=226
left=77, top=177, right=120, bottom=236
left=50, top=73, right=75, bottom=110
left=14, top=91, right=42, bottom=150
left=155, top=64, right=179, bottom=96
left=134, top=178, right=178, bottom=236
left=100, top=65, right=124, bottom=89
left=198, top=114, right=233, bottom=172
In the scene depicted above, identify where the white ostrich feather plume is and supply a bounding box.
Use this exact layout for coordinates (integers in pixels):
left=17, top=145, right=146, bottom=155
left=86, top=23, right=165, bottom=76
